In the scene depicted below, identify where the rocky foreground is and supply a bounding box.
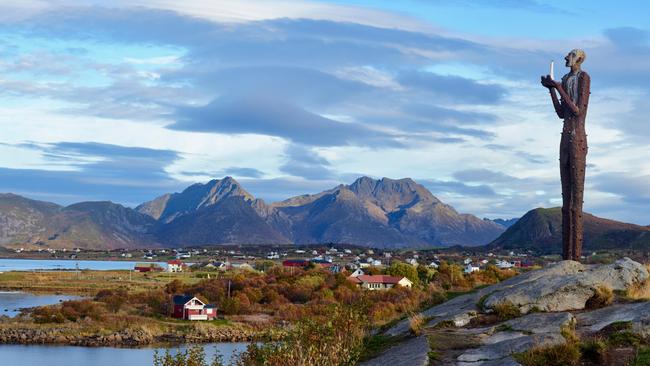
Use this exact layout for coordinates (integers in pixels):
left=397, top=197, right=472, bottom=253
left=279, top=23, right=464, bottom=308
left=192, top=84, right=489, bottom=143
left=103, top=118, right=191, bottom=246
left=362, top=258, right=650, bottom=366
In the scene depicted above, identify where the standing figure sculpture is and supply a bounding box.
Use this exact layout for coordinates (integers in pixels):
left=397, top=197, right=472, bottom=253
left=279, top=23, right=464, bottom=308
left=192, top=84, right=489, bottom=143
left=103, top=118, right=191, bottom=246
left=541, top=49, right=591, bottom=261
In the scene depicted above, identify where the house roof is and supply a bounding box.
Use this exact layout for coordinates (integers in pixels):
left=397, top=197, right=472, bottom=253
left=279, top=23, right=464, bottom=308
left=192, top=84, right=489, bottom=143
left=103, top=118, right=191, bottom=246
left=172, top=295, right=205, bottom=306
left=168, top=260, right=183, bottom=265
left=350, top=275, right=407, bottom=284
left=282, top=259, right=309, bottom=267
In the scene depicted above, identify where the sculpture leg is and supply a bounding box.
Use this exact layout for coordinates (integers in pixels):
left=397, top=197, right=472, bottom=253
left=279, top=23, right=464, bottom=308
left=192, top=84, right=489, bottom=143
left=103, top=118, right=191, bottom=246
left=559, top=133, right=573, bottom=260
left=570, top=135, right=587, bottom=261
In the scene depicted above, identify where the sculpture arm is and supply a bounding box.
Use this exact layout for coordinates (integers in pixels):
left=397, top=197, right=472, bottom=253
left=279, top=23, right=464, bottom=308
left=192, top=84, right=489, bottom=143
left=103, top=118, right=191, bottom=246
left=554, top=83, right=580, bottom=115
left=549, top=88, right=564, bottom=119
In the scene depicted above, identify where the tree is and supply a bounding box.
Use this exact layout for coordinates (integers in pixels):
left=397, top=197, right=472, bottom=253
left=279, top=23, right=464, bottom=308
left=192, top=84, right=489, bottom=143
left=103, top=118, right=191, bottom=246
left=417, top=265, right=436, bottom=285
left=385, top=261, right=419, bottom=285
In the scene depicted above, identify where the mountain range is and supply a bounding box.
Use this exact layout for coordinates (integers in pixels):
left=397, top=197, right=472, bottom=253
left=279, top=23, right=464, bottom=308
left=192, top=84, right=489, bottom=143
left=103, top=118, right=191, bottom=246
left=0, top=177, right=506, bottom=249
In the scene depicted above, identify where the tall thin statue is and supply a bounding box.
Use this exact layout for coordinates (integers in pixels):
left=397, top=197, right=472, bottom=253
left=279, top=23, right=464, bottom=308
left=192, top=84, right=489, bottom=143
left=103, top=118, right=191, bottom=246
left=541, top=49, right=591, bottom=261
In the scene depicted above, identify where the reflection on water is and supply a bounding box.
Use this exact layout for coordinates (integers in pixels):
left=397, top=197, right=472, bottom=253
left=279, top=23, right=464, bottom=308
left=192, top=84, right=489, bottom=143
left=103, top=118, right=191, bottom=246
left=0, top=291, right=81, bottom=317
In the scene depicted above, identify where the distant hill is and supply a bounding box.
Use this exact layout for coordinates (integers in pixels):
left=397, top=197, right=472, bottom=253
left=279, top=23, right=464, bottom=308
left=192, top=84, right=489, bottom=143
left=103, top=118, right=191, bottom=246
left=0, top=194, right=157, bottom=249
left=1, top=176, right=507, bottom=249
left=488, top=207, right=650, bottom=253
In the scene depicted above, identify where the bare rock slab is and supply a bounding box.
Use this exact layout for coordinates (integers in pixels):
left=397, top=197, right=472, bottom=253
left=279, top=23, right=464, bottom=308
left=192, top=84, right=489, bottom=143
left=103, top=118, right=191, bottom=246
left=577, top=300, right=650, bottom=337
left=482, top=258, right=648, bottom=314
left=359, top=335, right=429, bottom=366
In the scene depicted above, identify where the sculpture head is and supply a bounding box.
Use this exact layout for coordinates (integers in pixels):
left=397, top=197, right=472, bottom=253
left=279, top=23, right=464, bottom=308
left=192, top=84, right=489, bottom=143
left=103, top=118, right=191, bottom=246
left=564, top=49, right=586, bottom=69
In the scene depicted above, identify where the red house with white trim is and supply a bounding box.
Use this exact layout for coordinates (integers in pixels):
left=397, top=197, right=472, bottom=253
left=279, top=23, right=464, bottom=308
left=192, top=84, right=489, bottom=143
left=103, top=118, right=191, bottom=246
left=172, top=295, right=217, bottom=321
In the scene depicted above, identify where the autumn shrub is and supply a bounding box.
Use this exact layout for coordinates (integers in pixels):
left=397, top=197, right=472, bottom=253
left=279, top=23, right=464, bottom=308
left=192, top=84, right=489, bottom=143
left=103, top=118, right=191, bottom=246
left=626, top=267, right=650, bottom=300
left=32, top=306, right=65, bottom=324
left=492, top=301, right=521, bottom=321
left=514, top=342, right=581, bottom=366
left=408, top=313, right=425, bottom=336
left=60, top=299, right=105, bottom=321
left=153, top=345, right=223, bottom=366
left=95, top=288, right=128, bottom=313
left=232, top=304, right=367, bottom=366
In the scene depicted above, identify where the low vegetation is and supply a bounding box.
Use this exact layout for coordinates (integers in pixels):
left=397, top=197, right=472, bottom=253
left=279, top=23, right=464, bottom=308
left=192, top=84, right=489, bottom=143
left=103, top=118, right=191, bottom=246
left=408, top=313, right=425, bottom=336
left=586, top=284, right=614, bottom=309
left=515, top=321, right=650, bottom=366
left=627, top=266, right=650, bottom=301
left=492, top=301, right=521, bottom=321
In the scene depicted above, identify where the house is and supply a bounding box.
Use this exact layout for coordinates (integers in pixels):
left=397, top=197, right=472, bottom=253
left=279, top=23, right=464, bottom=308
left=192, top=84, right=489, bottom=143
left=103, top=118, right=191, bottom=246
left=348, top=275, right=413, bottom=290
left=496, top=260, right=514, bottom=269
left=172, top=295, right=217, bottom=321
left=464, top=263, right=480, bottom=274
left=349, top=268, right=364, bottom=277
left=167, top=260, right=186, bottom=272
left=134, top=263, right=163, bottom=272
left=428, top=261, right=439, bottom=269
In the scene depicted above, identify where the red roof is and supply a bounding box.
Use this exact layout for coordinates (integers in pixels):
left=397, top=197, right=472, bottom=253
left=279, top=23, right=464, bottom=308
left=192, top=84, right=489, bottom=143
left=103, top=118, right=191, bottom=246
left=168, top=260, right=184, bottom=265
left=350, top=275, right=405, bottom=284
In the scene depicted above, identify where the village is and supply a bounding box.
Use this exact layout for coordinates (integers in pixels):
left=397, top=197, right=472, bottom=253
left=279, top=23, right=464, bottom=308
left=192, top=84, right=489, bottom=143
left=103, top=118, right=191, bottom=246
left=116, top=245, right=546, bottom=321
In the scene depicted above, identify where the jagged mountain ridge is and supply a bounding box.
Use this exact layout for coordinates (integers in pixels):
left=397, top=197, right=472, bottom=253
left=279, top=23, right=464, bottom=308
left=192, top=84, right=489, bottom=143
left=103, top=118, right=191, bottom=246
left=138, top=176, right=506, bottom=248
left=1, top=176, right=506, bottom=249
left=488, top=207, right=650, bottom=253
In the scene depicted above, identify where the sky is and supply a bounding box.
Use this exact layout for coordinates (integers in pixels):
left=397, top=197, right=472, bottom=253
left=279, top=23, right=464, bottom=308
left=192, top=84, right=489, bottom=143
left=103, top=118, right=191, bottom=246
left=0, top=0, right=649, bottom=224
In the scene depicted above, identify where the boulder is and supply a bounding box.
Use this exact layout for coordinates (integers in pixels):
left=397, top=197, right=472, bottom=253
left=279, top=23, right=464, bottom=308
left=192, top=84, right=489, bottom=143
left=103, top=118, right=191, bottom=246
left=576, top=301, right=650, bottom=337
left=482, top=258, right=648, bottom=314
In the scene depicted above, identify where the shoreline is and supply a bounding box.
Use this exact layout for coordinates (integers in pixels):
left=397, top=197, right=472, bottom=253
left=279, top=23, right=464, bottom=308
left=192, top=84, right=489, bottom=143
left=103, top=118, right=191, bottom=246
left=0, top=323, right=256, bottom=347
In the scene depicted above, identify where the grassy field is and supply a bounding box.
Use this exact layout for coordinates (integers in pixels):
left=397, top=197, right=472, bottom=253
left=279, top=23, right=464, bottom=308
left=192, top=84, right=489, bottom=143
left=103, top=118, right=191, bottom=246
left=0, top=270, right=208, bottom=295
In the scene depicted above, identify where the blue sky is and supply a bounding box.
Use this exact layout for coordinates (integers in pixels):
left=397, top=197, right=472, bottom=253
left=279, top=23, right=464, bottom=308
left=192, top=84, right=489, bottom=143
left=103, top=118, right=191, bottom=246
left=0, top=0, right=649, bottom=224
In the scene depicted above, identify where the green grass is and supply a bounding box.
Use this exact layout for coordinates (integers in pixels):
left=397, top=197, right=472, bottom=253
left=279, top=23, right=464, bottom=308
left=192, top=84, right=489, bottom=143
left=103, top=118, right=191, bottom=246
left=634, top=346, right=650, bottom=366
left=608, top=331, right=643, bottom=347
left=359, top=334, right=403, bottom=361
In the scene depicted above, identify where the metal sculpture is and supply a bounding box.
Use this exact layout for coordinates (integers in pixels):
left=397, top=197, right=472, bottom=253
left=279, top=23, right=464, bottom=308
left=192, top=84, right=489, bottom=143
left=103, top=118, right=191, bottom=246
left=541, top=49, right=591, bottom=261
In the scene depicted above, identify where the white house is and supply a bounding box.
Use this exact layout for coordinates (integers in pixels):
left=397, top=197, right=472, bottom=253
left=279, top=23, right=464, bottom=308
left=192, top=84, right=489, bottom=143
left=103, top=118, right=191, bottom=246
left=497, top=260, right=515, bottom=269
left=428, top=261, right=439, bottom=269
left=349, top=269, right=365, bottom=277
left=348, top=275, right=413, bottom=290
left=464, top=263, right=480, bottom=274
left=167, top=260, right=186, bottom=272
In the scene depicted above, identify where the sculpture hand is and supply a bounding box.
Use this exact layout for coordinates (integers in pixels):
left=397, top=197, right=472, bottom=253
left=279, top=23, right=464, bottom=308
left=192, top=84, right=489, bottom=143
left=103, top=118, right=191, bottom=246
left=540, top=75, right=558, bottom=89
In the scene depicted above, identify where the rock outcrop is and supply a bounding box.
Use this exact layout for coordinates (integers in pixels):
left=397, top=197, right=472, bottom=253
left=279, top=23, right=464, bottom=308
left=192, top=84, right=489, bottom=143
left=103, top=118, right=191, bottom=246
left=370, top=258, right=650, bottom=366
left=481, top=258, right=648, bottom=313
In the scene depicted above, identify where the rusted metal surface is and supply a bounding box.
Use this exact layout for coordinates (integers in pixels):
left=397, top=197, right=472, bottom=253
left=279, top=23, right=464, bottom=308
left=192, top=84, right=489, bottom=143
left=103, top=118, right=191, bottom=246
left=541, top=49, right=590, bottom=261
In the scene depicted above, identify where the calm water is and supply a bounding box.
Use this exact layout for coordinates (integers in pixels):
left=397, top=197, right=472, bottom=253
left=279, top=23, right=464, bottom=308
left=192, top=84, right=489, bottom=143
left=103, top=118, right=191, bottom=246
left=0, top=258, right=165, bottom=272
left=0, top=291, right=81, bottom=317
left=0, top=343, right=249, bottom=365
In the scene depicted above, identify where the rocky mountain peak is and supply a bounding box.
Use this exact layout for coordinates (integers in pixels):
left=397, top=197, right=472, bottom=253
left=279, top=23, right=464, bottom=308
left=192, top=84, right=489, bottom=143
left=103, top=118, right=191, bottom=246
left=137, top=176, right=256, bottom=223
left=347, top=176, right=438, bottom=213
